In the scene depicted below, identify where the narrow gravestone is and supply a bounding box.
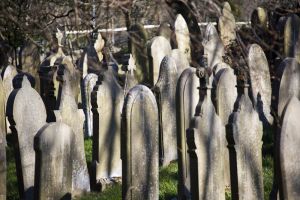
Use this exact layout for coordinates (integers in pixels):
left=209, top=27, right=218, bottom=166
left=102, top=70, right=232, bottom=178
left=174, top=14, right=192, bottom=62
left=227, top=84, right=264, bottom=200
left=83, top=73, right=98, bottom=137
left=148, top=36, right=171, bottom=85
left=279, top=97, right=300, bottom=199
left=218, top=2, right=236, bottom=46
left=0, top=77, right=6, bottom=200
left=214, top=67, right=237, bottom=188
left=34, top=122, right=74, bottom=200
left=54, top=68, right=90, bottom=196
left=154, top=56, right=178, bottom=166
left=91, top=69, right=123, bottom=190
left=248, top=44, right=273, bottom=125
left=176, top=67, right=199, bottom=200
left=121, top=85, right=159, bottom=200
left=170, top=49, right=189, bottom=78
left=251, top=7, right=268, bottom=31
left=284, top=14, right=300, bottom=59
left=6, top=77, right=47, bottom=200
left=278, top=57, right=300, bottom=118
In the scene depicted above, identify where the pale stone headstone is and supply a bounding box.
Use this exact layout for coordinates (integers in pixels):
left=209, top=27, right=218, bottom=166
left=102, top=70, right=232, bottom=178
left=213, top=62, right=230, bottom=76
left=227, top=85, right=264, bottom=200
left=148, top=36, right=172, bottom=85
left=174, top=14, right=192, bottom=62
left=6, top=77, right=47, bottom=199
left=83, top=73, right=98, bottom=137
left=218, top=2, right=236, bottom=46
left=121, top=85, right=159, bottom=200
left=176, top=67, right=199, bottom=200
left=124, top=55, right=139, bottom=94
left=170, top=49, right=189, bottom=78
left=284, top=14, right=300, bottom=59
left=34, top=122, right=74, bottom=200
left=154, top=56, right=178, bottom=166
left=2, top=64, right=18, bottom=104
left=0, top=77, right=6, bottom=200
left=278, top=58, right=300, bottom=118
left=248, top=44, right=273, bottom=124
left=54, top=67, right=90, bottom=196
left=279, top=96, right=300, bottom=199
left=251, top=7, right=268, bottom=30
left=91, top=69, right=123, bottom=190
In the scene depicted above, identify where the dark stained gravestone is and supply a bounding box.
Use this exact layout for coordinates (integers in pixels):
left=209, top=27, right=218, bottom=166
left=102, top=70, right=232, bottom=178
left=170, top=49, right=189, bottom=78
left=284, top=14, right=300, bottom=59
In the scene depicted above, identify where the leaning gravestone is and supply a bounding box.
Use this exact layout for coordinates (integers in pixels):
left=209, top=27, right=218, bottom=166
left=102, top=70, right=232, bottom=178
left=34, top=122, right=74, bottom=200
left=284, top=14, right=300, bottom=59
left=91, top=69, right=123, bottom=190
left=278, top=57, right=300, bottom=118
left=227, top=84, right=264, bottom=200
left=174, top=14, right=192, bottom=62
left=83, top=73, right=98, bottom=137
left=154, top=56, right=178, bottom=166
left=6, top=77, right=47, bottom=200
left=218, top=2, right=236, bottom=46
left=148, top=36, right=171, bottom=85
left=121, top=85, right=159, bottom=200
left=170, top=49, right=189, bottom=78
left=176, top=67, right=199, bottom=200
left=54, top=68, right=90, bottom=196
left=0, top=77, right=6, bottom=200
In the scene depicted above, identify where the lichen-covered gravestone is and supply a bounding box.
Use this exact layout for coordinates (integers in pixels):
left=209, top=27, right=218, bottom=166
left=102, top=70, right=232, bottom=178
left=91, top=69, right=123, bottom=190
left=54, top=67, right=90, bottom=196
left=176, top=67, right=199, bottom=200
left=148, top=36, right=171, bottom=85
left=284, top=14, right=300, bottom=59
left=174, top=14, right=191, bottom=62
left=34, top=122, right=74, bottom=200
left=154, top=56, right=178, bottom=166
left=6, top=77, right=47, bottom=200
left=218, top=2, right=236, bottom=46
left=170, top=49, right=189, bottom=78
left=279, top=97, right=300, bottom=200
left=248, top=44, right=273, bottom=125
left=227, top=85, right=264, bottom=200
left=83, top=73, right=98, bottom=137
left=0, top=77, right=6, bottom=200
left=121, top=85, right=159, bottom=200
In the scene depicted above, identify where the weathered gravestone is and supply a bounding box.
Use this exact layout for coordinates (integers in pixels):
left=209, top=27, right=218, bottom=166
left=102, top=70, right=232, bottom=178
left=218, top=2, right=236, bottom=46
left=0, top=77, right=6, bottom=200
left=251, top=7, right=268, bottom=31
left=213, top=67, right=237, bottom=188
left=2, top=64, right=18, bottom=105
left=176, top=67, right=199, bottom=200
left=158, top=22, right=172, bottom=42
left=34, top=122, right=74, bottom=200
left=278, top=57, right=300, bottom=118
left=213, top=62, right=230, bottom=76
left=83, top=73, right=98, bottom=137
left=121, top=85, right=159, bottom=200
left=187, top=72, right=225, bottom=200
left=284, top=14, right=300, bottom=59
left=54, top=67, right=90, bottom=196
left=124, top=54, right=139, bottom=94
left=174, top=14, right=191, bottom=62
left=91, top=69, right=123, bottom=190
left=6, top=77, right=47, bottom=200
left=227, top=83, right=264, bottom=200
left=148, top=36, right=171, bottom=85
left=170, top=49, right=189, bottom=78
left=154, top=56, right=178, bottom=166
left=248, top=44, right=273, bottom=125
left=279, top=97, right=300, bottom=200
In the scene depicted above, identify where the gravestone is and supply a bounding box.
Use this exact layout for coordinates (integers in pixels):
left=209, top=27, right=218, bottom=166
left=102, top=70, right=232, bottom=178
left=227, top=84, right=264, bottom=200
left=148, top=36, right=171, bottom=85
left=121, top=85, right=159, bottom=200
left=92, top=69, right=123, bottom=190
left=83, top=73, right=98, bottom=137
left=154, top=56, right=178, bottom=166
left=124, top=54, right=139, bottom=94
left=176, top=67, right=199, bottom=200
left=158, top=22, right=172, bottom=42
left=0, top=77, right=6, bottom=200
left=34, top=122, right=74, bottom=200
left=251, top=7, right=268, bottom=30
left=214, top=67, right=237, bottom=187
left=218, top=2, right=236, bottom=46
left=279, top=97, right=300, bottom=200
left=170, top=49, right=189, bottom=78
left=174, top=14, right=191, bottom=62
left=54, top=67, right=90, bottom=196
left=284, top=14, right=300, bottom=59
left=248, top=44, right=273, bottom=125
left=2, top=64, right=18, bottom=104
left=278, top=58, right=300, bottom=118
left=6, top=77, right=47, bottom=200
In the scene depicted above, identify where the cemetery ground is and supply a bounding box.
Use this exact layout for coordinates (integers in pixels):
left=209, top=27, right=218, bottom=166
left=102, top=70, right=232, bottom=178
left=6, top=130, right=274, bottom=200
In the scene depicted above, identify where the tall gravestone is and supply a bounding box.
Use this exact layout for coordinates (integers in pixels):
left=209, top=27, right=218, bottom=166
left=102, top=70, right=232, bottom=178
left=284, top=14, right=300, bottom=59
left=170, top=49, right=189, bottom=78
left=279, top=97, right=300, bottom=199
left=148, top=36, right=171, bottom=85
left=121, top=85, right=159, bottom=200
left=218, top=2, right=236, bottom=46
left=0, top=77, right=6, bottom=200
left=251, top=7, right=268, bottom=31
left=154, top=56, right=178, bottom=166
left=83, top=73, right=98, bottom=137
left=187, top=72, right=225, bottom=200
left=91, top=69, right=123, bottom=190
left=227, top=83, right=264, bottom=200
left=176, top=67, right=199, bottom=200
left=34, top=122, right=74, bottom=200
left=6, top=77, right=47, bottom=200
left=248, top=44, right=273, bottom=125
left=54, top=68, right=90, bottom=196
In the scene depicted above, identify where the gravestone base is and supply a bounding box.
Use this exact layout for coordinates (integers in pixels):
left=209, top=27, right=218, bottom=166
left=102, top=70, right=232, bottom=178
left=95, top=177, right=122, bottom=192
